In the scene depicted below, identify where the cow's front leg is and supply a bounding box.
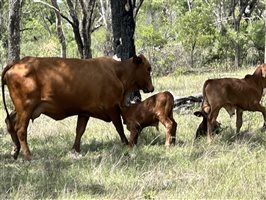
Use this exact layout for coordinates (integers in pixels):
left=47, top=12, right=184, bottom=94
left=72, top=115, right=90, bottom=153
left=110, top=106, right=128, bottom=145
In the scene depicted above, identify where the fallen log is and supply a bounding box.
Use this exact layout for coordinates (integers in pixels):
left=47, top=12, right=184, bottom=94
left=173, top=93, right=203, bottom=111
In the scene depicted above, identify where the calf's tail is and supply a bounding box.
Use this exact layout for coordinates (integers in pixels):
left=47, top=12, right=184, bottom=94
left=194, top=81, right=210, bottom=119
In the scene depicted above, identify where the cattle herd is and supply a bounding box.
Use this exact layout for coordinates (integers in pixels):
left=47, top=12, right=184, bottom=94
left=1, top=54, right=266, bottom=160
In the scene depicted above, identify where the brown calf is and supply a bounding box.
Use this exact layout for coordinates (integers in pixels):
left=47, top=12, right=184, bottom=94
left=196, top=64, right=266, bottom=143
left=194, top=111, right=222, bottom=138
left=121, top=91, right=177, bottom=146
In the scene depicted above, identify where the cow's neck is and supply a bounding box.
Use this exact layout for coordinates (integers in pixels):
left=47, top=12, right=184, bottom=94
left=114, top=60, right=137, bottom=94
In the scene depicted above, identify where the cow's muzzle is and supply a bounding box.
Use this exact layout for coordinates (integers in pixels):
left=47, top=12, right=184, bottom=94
left=143, top=86, right=154, bottom=93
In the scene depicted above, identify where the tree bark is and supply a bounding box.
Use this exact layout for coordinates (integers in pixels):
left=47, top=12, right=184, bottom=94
left=110, top=0, right=136, bottom=60
left=8, top=0, right=21, bottom=62
left=110, top=0, right=140, bottom=102
left=263, top=9, right=266, bottom=63
left=66, top=0, right=84, bottom=58
left=0, top=0, right=3, bottom=35
left=100, top=0, right=113, bottom=56
left=79, top=0, right=95, bottom=59
left=230, top=0, right=258, bottom=68
left=51, top=0, right=66, bottom=58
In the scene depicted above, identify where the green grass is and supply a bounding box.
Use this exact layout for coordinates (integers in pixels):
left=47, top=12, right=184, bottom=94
left=1, top=67, right=266, bottom=199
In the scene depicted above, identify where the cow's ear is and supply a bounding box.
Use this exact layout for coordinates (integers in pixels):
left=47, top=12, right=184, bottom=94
left=133, top=55, right=142, bottom=65
left=261, top=64, right=266, bottom=78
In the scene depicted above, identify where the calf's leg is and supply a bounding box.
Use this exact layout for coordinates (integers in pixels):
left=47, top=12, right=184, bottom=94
left=72, top=115, right=89, bottom=153
left=207, top=108, right=220, bottom=144
left=170, top=118, right=177, bottom=145
left=128, top=128, right=139, bottom=147
left=160, top=116, right=175, bottom=147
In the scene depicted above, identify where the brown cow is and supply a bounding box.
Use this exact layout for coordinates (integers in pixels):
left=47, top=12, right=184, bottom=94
left=1, top=55, right=154, bottom=160
left=195, top=64, right=266, bottom=143
left=121, top=91, right=177, bottom=146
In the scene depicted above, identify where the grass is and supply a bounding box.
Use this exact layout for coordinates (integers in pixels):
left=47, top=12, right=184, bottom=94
left=1, top=67, right=266, bottom=199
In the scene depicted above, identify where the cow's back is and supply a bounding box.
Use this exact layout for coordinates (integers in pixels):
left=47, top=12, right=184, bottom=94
left=5, top=57, right=124, bottom=120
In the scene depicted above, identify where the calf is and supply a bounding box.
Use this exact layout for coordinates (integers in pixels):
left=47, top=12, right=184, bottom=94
left=121, top=91, right=177, bottom=146
left=195, top=64, right=266, bottom=143
left=194, top=111, right=222, bottom=139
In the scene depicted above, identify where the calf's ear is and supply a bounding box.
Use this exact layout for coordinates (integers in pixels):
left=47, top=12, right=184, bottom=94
left=262, top=64, right=266, bottom=78
left=133, top=55, right=143, bottom=65
left=194, top=111, right=203, bottom=117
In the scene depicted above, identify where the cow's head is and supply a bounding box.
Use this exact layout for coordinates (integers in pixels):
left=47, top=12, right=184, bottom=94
left=133, top=54, right=154, bottom=93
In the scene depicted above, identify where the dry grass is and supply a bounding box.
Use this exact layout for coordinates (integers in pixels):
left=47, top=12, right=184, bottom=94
left=0, top=66, right=265, bottom=199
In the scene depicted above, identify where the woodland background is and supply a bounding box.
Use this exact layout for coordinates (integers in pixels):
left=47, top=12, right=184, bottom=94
left=1, top=0, right=266, bottom=76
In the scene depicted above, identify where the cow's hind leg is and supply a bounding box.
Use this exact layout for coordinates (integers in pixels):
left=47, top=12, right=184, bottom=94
left=15, top=111, right=32, bottom=161
left=110, top=106, right=128, bottom=145
left=72, top=115, right=89, bottom=153
left=5, top=111, right=21, bottom=159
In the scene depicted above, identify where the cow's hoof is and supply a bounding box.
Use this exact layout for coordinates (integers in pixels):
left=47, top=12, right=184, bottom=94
left=24, top=153, right=32, bottom=161
left=70, top=150, right=83, bottom=160
left=261, top=123, right=266, bottom=131
left=11, top=146, right=19, bottom=160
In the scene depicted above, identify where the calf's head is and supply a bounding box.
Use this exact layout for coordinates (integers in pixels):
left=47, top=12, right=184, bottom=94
left=255, top=63, right=266, bottom=88
left=194, top=111, right=222, bottom=138
left=133, top=55, right=154, bottom=93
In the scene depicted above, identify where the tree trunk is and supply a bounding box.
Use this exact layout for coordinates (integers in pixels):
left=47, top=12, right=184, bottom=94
left=51, top=0, right=66, bottom=58
left=79, top=0, right=95, bottom=59
left=0, top=0, right=3, bottom=35
left=191, top=41, right=196, bottom=68
left=263, top=9, right=266, bottom=63
left=230, top=0, right=258, bottom=67
left=8, top=0, right=21, bottom=62
left=110, top=0, right=136, bottom=59
left=100, top=0, right=113, bottom=56
left=66, top=0, right=84, bottom=58
left=110, top=0, right=139, bottom=102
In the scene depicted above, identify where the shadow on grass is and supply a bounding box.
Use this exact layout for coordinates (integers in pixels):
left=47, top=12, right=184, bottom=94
left=220, top=128, right=266, bottom=147
left=193, top=126, right=266, bottom=148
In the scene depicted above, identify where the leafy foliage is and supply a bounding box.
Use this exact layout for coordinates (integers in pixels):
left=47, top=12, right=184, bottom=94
left=0, top=0, right=265, bottom=74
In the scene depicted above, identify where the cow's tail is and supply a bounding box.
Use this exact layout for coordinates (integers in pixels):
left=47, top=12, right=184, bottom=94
left=194, top=81, right=210, bottom=119
left=1, top=63, right=13, bottom=122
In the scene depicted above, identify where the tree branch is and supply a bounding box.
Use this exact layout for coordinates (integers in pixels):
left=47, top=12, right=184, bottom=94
left=133, top=0, right=144, bottom=19
left=33, top=0, right=74, bottom=27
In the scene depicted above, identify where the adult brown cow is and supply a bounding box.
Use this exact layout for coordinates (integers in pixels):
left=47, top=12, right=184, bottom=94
left=195, top=64, right=266, bottom=143
left=1, top=55, right=154, bottom=160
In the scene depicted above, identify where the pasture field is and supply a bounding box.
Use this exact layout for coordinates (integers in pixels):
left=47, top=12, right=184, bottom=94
left=0, top=67, right=266, bottom=199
